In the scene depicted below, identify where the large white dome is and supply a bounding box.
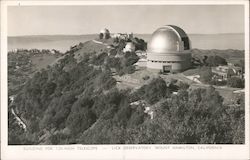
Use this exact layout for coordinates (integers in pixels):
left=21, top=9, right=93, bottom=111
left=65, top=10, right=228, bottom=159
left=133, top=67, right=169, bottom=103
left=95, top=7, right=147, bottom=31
left=146, top=25, right=191, bottom=72
left=147, top=25, right=191, bottom=53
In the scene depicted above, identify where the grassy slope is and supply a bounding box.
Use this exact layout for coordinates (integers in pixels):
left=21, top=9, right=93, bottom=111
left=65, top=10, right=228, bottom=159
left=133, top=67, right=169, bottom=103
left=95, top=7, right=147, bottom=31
left=74, top=40, right=112, bottom=62
left=8, top=53, right=61, bottom=95
left=31, top=54, right=59, bottom=70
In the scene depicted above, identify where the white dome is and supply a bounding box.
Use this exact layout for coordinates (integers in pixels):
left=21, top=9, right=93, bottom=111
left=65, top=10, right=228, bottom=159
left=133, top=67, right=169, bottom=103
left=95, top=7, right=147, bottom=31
left=125, top=42, right=135, bottom=50
left=148, top=25, right=191, bottom=53
left=123, top=42, right=135, bottom=52
left=146, top=25, right=192, bottom=72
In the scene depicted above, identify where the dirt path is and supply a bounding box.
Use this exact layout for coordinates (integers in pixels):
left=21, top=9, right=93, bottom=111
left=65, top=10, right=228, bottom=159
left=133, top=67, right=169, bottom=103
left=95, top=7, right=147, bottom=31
left=11, top=108, right=27, bottom=131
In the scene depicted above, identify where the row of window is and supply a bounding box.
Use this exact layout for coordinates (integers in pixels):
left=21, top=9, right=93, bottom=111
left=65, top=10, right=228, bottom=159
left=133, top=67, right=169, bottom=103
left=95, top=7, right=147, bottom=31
left=148, top=60, right=181, bottom=63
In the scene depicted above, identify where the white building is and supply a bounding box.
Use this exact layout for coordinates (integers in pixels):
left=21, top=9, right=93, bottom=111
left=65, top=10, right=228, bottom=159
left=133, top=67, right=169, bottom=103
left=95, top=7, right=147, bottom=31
left=123, top=42, right=136, bottom=52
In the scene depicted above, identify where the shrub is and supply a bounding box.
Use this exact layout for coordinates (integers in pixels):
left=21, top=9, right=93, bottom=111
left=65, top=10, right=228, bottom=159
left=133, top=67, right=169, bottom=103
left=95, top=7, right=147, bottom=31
left=142, top=75, right=150, bottom=81
left=144, top=78, right=170, bottom=104
left=199, top=67, right=213, bottom=84
left=227, top=77, right=244, bottom=88
left=99, top=33, right=104, bottom=39
left=205, top=55, right=227, bottom=67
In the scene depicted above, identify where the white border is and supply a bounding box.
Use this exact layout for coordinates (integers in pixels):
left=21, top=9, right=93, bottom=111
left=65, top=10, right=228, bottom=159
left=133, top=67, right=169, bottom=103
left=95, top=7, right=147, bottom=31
left=1, top=1, right=249, bottom=160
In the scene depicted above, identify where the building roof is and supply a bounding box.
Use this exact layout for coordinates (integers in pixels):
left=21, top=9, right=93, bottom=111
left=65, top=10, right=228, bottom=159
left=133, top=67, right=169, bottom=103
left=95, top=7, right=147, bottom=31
left=147, top=25, right=191, bottom=53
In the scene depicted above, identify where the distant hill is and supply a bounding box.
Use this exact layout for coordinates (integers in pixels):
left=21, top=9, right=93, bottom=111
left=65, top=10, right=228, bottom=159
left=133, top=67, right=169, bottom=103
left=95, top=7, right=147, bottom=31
left=8, top=34, right=98, bottom=52
left=8, top=34, right=98, bottom=42
left=191, top=48, right=244, bottom=64
left=8, top=33, right=244, bottom=52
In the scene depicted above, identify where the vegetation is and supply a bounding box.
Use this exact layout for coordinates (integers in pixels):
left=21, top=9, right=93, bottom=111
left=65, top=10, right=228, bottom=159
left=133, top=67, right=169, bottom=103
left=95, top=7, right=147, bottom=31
left=132, top=37, right=147, bottom=51
left=227, top=77, right=244, bottom=88
left=99, top=33, right=104, bottom=39
left=199, top=66, right=213, bottom=84
left=204, top=55, right=227, bottom=67
left=191, top=49, right=244, bottom=66
left=8, top=49, right=62, bottom=95
left=105, top=40, right=139, bottom=76
left=8, top=40, right=244, bottom=145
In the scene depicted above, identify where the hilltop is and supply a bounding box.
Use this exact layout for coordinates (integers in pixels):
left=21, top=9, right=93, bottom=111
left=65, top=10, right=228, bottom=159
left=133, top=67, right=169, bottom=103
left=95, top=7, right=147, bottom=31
left=8, top=35, right=244, bottom=145
left=8, top=33, right=244, bottom=52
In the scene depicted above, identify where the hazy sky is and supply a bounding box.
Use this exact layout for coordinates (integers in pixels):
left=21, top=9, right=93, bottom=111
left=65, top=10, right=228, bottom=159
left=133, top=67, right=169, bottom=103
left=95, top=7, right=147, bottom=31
left=8, top=5, right=244, bottom=36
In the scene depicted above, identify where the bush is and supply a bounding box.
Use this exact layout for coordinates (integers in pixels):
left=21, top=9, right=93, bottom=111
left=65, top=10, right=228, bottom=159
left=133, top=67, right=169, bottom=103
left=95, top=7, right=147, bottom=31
left=144, top=78, right=170, bottom=104
left=199, top=67, right=213, bottom=84
left=114, top=103, right=132, bottom=126
left=178, top=81, right=190, bottom=90
left=133, top=37, right=147, bottom=51
left=210, top=79, right=227, bottom=86
left=227, top=77, right=244, bottom=88
left=122, top=52, right=139, bottom=67
left=142, top=75, right=150, bottom=81
left=66, top=103, right=96, bottom=135
left=99, top=33, right=104, bottom=39
left=148, top=86, right=233, bottom=144
left=50, top=133, right=69, bottom=145
left=205, top=55, right=227, bottom=67
left=90, top=52, right=108, bottom=65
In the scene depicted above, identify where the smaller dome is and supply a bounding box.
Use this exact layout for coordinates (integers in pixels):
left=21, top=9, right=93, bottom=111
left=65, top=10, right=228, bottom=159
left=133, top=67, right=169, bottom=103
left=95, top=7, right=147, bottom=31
left=123, top=42, right=135, bottom=52
left=100, top=28, right=110, bottom=34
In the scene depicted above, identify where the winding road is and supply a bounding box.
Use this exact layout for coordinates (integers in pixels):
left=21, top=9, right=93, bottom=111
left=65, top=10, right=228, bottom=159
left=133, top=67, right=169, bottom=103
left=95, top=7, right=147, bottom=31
left=9, top=97, right=27, bottom=131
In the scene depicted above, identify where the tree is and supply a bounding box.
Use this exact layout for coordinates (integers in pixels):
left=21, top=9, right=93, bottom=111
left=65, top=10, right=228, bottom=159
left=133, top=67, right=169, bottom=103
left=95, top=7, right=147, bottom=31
left=227, top=77, right=244, bottom=88
left=199, top=67, right=213, bottom=84
left=205, top=55, right=227, bottom=67
left=91, top=52, right=108, bottom=65
left=113, top=37, right=119, bottom=43
left=226, top=94, right=244, bottom=144
left=178, top=81, right=190, bottom=90
left=95, top=71, right=116, bottom=90
left=150, top=86, right=233, bottom=144
left=99, top=33, right=104, bottom=39
left=144, top=78, right=170, bottom=104
left=123, top=52, right=139, bottom=66
left=227, top=68, right=236, bottom=78
left=128, top=106, right=146, bottom=127
left=66, top=97, right=96, bottom=135
left=133, top=37, right=147, bottom=51
left=50, top=133, right=69, bottom=145
left=104, top=33, right=110, bottom=39
left=113, top=100, right=132, bottom=126
left=236, top=59, right=245, bottom=73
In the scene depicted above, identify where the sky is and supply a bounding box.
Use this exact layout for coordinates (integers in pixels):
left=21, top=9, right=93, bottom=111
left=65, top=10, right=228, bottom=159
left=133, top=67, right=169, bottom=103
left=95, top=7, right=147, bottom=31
left=8, top=5, right=244, bottom=36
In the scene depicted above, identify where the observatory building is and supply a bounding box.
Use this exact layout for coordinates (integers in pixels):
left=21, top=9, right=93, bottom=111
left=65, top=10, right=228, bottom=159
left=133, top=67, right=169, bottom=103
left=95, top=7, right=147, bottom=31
left=100, top=28, right=110, bottom=39
left=147, top=25, right=191, bottom=73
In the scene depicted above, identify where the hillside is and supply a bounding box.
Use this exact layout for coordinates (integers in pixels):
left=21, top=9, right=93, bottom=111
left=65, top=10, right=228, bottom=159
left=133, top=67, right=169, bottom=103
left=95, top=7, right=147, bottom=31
left=8, top=50, right=62, bottom=95
left=73, top=40, right=113, bottom=62
left=8, top=37, right=244, bottom=145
